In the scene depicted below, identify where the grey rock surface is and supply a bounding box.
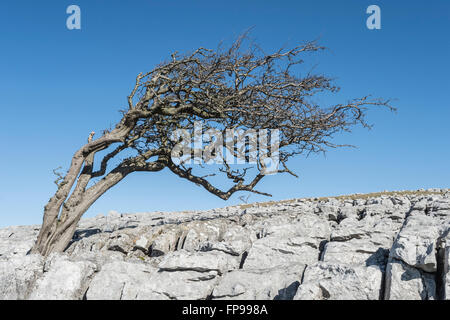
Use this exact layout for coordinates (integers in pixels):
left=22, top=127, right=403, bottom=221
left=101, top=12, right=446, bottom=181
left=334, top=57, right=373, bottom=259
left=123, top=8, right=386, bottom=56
left=294, top=262, right=383, bottom=300
left=212, top=265, right=304, bottom=299
left=1, top=189, right=449, bottom=300
left=29, top=253, right=96, bottom=300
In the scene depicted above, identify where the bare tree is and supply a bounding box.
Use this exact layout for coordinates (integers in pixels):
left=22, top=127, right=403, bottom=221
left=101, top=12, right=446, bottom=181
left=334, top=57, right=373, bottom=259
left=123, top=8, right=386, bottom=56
left=31, top=35, right=392, bottom=256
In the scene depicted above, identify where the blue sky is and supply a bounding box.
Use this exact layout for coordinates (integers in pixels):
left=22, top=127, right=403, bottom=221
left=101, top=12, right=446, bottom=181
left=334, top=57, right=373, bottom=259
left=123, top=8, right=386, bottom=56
left=0, top=0, right=449, bottom=227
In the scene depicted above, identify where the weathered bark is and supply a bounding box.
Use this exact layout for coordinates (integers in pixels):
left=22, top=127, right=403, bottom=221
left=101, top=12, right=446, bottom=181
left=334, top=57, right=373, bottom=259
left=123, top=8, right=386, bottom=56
left=32, top=168, right=130, bottom=255
left=31, top=129, right=136, bottom=256
left=32, top=208, right=86, bottom=256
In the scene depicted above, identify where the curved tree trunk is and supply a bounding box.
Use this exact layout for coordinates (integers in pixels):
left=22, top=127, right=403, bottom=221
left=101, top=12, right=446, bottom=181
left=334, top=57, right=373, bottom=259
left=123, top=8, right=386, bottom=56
left=31, top=165, right=132, bottom=256
left=30, top=127, right=135, bottom=256
left=31, top=208, right=86, bottom=256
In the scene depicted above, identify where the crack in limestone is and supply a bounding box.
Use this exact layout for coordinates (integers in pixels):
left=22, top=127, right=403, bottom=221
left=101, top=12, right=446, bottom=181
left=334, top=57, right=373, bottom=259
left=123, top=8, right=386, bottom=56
left=271, top=248, right=295, bottom=255
left=239, top=251, right=248, bottom=269
left=287, top=241, right=318, bottom=249
left=318, top=240, right=328, bottom=261
left=379, top=265, right=387, bottom=300
left=300, top=264, right=308, bottom=284
left=210, top=292, right=245, bottom=299
left=435, top=236, right=448, bottom=300
left=187, top=274, right=217, bottom=282
left=158, top=267, right=223, bottom=275
left=160, top=291, right=177, bottom=300
left=118, top=282, right=126, bottom=300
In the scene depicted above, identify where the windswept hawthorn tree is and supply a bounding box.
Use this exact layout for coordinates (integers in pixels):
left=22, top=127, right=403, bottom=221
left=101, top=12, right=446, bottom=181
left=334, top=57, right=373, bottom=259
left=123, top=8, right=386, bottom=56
left=32, top=35, right=392, bottom=256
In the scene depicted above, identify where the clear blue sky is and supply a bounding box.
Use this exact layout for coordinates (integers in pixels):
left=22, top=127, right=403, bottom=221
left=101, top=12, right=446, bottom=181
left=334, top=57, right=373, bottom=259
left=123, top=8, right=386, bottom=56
left=0, top=0, right=449, bottom=227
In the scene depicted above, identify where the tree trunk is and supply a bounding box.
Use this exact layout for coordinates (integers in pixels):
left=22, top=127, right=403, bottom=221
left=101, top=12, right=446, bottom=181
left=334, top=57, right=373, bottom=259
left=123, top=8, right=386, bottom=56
left=31, top=164, right=132, bottom=256
left=31, top=207, right=87, bottom=256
